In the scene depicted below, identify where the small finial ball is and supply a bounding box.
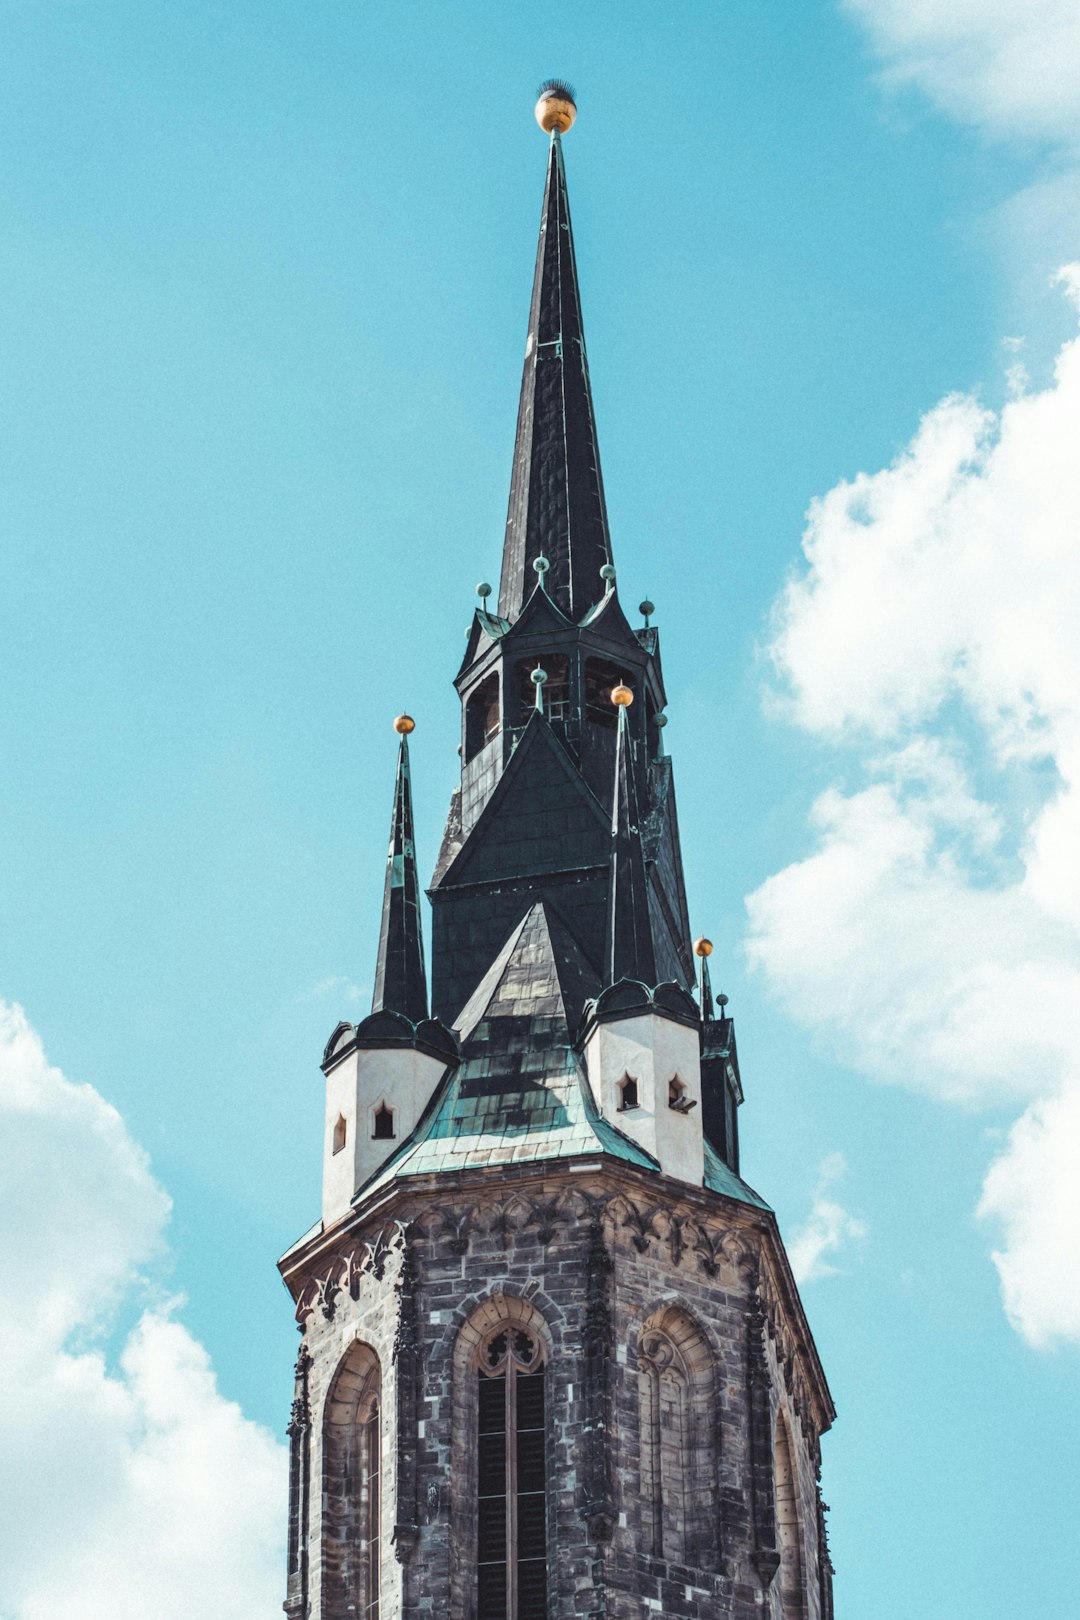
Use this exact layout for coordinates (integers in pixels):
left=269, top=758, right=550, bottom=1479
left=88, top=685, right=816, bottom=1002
left=600, top=563, right=617, bottom=582
left=640, top=599, right=655, bottom=618
left=531, top=666, right=548, bottom=686
left=653, top=711, right=668, bottom=728
left=694, top=936, right=714, bottom=958
left=477, top=581, right=492, bottom=599
left=718, top=993, right=730, bottom=1009
left=611, top=683, right=633, bottom=707
left=535, top=80, right=577, bottom=134
left=394, top=713, right=416, bottom=735
left=533, top=554, right=551, bottom=575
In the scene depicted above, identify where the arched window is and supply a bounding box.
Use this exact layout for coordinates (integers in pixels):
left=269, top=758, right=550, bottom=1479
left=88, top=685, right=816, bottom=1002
left=466, top=673, right=501, bottom=761
left=584, top=658, right=628, bottom=729
left=636, top=1305, right=715, bottom=1568
left=774, top=1413, right=806, bottom=1616
left=476, top=1324, right=547, bottom=1620
left=372, top=1102, right=395, bottom=1140
left=514, top=654, right=570, bottom=724
left=323, top=1343, right=382, bottom=1620
left=332, top=1114, right=348, bottom=1154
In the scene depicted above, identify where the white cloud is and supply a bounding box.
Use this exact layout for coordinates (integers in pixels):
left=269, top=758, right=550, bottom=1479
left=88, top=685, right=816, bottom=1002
left=298, top=973, right=367, bottom=1006
left=788, top=1154, right=867, bottom=1284
left=0, top=1000, right=286, bottom=1619
left=749, top=275, right=1080, bottom=1347
left=845, top=0, right=1080, bottom=148
left=845, top=3, right=1080, bottom=316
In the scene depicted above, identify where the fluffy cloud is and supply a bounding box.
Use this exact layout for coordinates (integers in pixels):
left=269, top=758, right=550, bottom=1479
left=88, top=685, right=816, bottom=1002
left=788, top=1154, right=867, bottom=1285
left=845, top=0, right=1080, bottom=148
left=748, top=274, right=1080, bottom=1347
left=0, top=1000, right=285, bottom=1619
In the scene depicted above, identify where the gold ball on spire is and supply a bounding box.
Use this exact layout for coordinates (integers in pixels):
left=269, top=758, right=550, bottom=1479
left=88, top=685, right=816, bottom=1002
left=394, top=713, right=416, bottom=735
left=694, top=936, right=714, bottom=958
left=535, top=79, right=577, bottom=134
left=610, top=683, right=633, bottom=708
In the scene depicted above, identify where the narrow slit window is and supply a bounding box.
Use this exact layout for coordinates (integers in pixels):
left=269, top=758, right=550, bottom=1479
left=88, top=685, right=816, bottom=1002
left=477, top=1326, right=548, bottom=1620
left=372, top=1103, right=395, bottom=1140
left=332, top=1114, right=347, bottom=1154
left=668, top=1077, right=696, bottom=1114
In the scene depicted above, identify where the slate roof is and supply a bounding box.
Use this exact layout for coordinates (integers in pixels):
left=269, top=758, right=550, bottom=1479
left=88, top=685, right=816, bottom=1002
left=371, top=732, right=428, bottom=1023
left=498, top=132, right=612, bottom=623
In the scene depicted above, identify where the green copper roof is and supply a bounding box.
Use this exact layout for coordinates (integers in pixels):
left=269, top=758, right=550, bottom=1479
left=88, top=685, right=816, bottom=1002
left=354, top=902, right=768, bottom=1212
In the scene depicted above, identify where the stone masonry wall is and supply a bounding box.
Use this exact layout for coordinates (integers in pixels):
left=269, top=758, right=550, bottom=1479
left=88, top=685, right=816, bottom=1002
left=285, top=1163, right=833, bottom=1620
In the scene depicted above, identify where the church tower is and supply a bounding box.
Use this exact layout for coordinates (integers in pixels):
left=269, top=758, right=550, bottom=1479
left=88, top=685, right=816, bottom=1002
left=279, top=83, right=835, bottom=1620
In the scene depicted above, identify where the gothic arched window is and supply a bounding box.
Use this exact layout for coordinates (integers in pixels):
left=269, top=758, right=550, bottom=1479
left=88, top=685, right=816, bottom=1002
left=476, top=1324, right=547, bottom=1620
left=636, top=1305, right=716, bottom=1568
left=774, top=1412, right=806, bottom=1616
left=323, top=1342, right=382, bottom=1620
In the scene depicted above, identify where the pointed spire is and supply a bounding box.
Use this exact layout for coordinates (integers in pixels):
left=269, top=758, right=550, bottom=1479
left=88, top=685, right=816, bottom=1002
left=605, top=699, right=656, bottom=986
left=371, top=717, right=429, bottom=1023
left=498, top=125, right=612, bottom=624
left=696, top=938, right=715, bottom=1021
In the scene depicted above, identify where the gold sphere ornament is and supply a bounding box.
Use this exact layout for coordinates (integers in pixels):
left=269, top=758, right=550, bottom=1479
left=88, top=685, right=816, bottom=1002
left=694, top=936, right=714, bottom=958
left=535, top=79, right=577, bottom=135
left=610, top=683, right=634, bottom=707
left=393, top=713, right=416, bottom=735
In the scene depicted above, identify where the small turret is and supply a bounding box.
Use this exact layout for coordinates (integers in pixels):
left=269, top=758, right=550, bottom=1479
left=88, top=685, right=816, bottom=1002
left=320, top=717, right=458, bottom=1226
left=697, top=937, right=743, bottom=1173
left=581, top=688, right=704, bottom=1186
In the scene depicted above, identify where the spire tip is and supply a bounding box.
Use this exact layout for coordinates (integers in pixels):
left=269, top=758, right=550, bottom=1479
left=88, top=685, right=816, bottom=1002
left=535, top=80, right=577, bottom=134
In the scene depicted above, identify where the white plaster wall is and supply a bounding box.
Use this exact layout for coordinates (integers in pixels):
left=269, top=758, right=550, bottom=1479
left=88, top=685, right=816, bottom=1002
left=585, top=1012, right=704, bottom=1187
left=322, top=1046, right=445, bottom=1226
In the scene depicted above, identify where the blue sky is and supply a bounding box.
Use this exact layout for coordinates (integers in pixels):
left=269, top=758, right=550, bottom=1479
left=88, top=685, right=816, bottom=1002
left=2, top=2, right=1079, bottom=1615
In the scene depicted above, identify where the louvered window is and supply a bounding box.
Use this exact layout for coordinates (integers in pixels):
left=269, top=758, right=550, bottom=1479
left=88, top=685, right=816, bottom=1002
left=477, top=1327, right=547, bottom=1620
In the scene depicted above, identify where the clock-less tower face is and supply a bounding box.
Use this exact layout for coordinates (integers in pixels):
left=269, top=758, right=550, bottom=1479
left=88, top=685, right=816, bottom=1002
left=278, top=102, right=834, bottom=1620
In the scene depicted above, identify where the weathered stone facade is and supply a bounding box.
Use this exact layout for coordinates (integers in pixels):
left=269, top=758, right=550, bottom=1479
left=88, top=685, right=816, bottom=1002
left=280, top=1161, right=834, bottom=1620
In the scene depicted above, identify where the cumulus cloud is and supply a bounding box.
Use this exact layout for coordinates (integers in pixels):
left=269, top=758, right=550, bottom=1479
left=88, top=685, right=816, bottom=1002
left=748, top=273, right=1080, bottom=1347
left=0, top=1000, right=286, bottom=1619
left=788, top=1154, right=867, bottom=1285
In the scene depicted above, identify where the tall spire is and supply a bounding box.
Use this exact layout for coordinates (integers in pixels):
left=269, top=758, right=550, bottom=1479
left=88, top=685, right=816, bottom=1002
left=605, top=696, right=657, bottom=986
left=498, top=98, right=612, bottom=624
left=371, top=716, right=429, bottom=1023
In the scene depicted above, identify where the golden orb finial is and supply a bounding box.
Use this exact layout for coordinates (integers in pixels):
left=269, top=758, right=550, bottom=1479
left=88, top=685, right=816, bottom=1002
left=694, top=936, right=714, bottom=958
left=535, top=79, right=577, bottom=135
left=394, top=713, right=416, bottom=735
left=611, top=683, right=633, bottom=708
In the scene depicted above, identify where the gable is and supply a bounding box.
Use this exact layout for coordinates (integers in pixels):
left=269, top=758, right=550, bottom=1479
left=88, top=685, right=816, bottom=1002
left=436, top=714, right=611, bottom=890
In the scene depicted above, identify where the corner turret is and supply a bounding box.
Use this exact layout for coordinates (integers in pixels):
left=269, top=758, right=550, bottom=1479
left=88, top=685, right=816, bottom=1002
left=320, top=718, right=458, bottom=1226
